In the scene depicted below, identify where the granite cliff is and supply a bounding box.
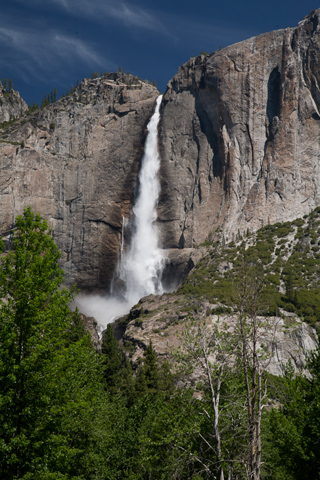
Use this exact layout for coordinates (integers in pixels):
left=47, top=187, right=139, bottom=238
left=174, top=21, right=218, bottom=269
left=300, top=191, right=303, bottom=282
left=158, top=9, right=320, bottom=286
left=118, top=294, right=318, bottom=377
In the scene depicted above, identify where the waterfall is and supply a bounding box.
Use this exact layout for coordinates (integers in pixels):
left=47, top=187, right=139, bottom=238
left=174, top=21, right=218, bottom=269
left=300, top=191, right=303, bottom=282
left=74, top=95, right=164, bottom=326
left=118, top=94, right=163, bottom=303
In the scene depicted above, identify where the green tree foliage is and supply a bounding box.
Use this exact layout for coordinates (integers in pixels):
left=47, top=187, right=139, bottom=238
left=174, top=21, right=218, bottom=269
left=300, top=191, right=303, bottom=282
left=50, top=87, right=57, bottom=103
left=119, top=388, right=200, bottom=480
left=101, top=323, right=134, bottom=399
left=40, top=94, right=50, bottom=109
left=107, top=339, right=199, bottom=479
left=26, top=102, right=40, bottom=115
left=134, top=341, right=175, bottom=400
left=0, top=207, right=109, bottom=479
left=99, top=326, right=203, bottom=479
left=40, top=88, right=58, bottom=109
left=175, top=315, right=250, bottom=479
left=175, top=260, right=279, bottom=480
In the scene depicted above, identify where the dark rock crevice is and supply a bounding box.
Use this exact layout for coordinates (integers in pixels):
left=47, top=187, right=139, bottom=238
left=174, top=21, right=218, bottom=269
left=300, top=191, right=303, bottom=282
left=267, top=67, right=281, bottom=125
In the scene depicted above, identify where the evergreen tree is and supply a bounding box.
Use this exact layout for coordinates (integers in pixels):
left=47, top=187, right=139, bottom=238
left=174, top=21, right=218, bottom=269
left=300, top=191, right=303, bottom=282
left=141, top=340, right=159, bottom=388
left=40, top=94, right=50, bottom=109
left=135, top=341, right=161, bottom=396
left=0, top=207, right=108, bottom=479
left=26, top=102, right=40, bottom=115
left=133, top=340, right=175, bottom=403
left=102, top=324, right=127, bottom=394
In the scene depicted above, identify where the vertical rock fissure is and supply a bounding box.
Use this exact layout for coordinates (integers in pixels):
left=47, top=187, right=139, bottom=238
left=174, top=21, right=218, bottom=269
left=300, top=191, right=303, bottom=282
left=266, top=67, right=281, bottom=126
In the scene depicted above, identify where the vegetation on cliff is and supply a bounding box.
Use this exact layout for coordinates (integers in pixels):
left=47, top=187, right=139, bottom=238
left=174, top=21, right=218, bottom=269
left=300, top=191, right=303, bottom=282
left=179, top=207, right=320, bottom=330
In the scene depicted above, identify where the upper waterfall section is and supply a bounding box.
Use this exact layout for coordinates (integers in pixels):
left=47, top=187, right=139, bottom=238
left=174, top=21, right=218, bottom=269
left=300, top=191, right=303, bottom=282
left=74, top=95, right=164, bottom=326
left=117, top=95, right=164, bottom=304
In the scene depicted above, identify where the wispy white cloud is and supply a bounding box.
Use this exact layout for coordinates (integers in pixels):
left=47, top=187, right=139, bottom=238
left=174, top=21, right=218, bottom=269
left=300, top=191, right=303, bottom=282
left=51, top=33, right=106, bottom=65
left=0, top=17, right=111, bottom=81
left=1, top=0, right=261, bottom=93
left=13, top=0, right=166, bottom=33
left=10, top=0, right=256, bottom=52
left=38, top=0, right=257, bottom=42
left=105, top=2, right=158, bottom=29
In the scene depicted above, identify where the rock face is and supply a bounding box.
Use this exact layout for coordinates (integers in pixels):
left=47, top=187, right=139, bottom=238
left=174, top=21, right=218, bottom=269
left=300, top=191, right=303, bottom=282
left=118, top=294, right=318, bottom=376
left=158, top=9, right=320, bottom=271
left=0, top=85, right=28, bottom=123
left=0, top=74, right=158, bottom=289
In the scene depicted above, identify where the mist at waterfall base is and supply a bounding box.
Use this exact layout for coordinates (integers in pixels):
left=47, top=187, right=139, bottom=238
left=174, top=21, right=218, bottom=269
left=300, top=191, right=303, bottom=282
left=74, top=96, right=164, bottom=328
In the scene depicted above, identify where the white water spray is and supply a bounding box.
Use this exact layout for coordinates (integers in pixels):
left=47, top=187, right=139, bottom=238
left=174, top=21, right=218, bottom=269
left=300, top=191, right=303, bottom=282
left=75, top=95, right=164, bottom=326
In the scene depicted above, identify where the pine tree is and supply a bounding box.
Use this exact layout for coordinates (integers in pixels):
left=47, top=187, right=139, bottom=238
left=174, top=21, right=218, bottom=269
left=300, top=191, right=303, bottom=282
left=41, top=94, right=50, bottom=109
left=102, top=324, right=125, bottom=393
left=134, top=341, right=174, bottom=399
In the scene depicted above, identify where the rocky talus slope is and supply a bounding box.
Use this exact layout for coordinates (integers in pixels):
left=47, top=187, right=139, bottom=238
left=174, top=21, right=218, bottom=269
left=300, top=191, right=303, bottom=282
left=158, top=9, right=320, bottom=285
left=0, top=74, right=158, bottom=288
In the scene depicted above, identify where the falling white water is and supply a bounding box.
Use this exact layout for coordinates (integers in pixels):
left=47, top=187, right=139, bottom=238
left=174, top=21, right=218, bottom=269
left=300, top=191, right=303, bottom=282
left=119, top=94, right=163, bottom=302
left=74, top=95, right=164, bottom=327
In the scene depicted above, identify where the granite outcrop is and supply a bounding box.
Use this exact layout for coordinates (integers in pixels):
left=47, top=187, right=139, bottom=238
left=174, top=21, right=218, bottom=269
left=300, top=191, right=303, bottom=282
left=0, top=84, right=28, bottom=124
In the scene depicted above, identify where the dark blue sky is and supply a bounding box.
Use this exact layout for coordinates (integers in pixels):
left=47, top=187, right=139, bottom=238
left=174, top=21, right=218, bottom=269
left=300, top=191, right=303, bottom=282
left=0, top=1, right=319, bottom=105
